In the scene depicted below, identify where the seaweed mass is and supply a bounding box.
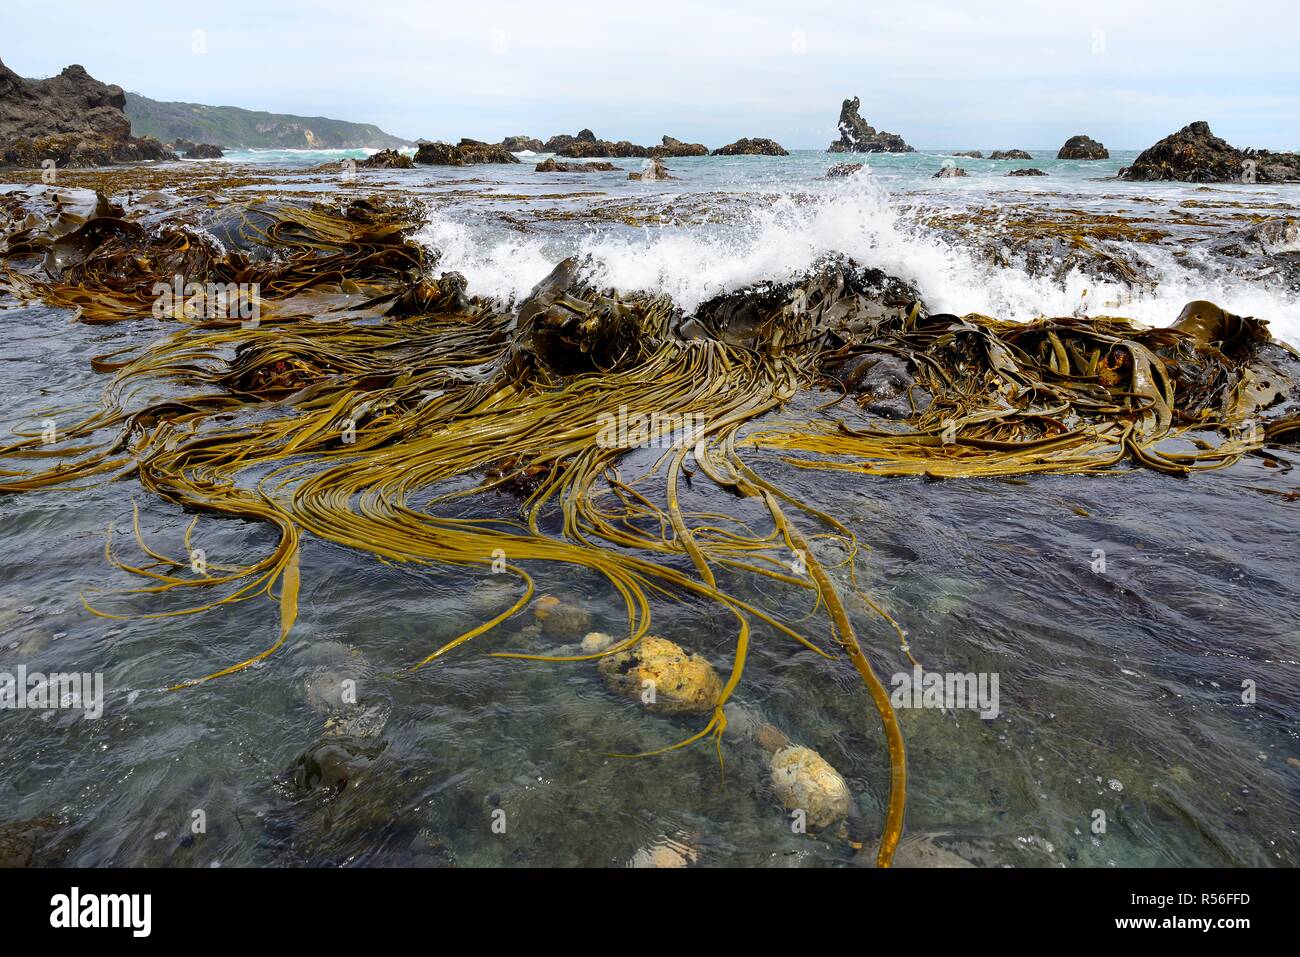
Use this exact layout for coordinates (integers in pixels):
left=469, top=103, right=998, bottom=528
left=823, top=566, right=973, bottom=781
left=1, top=183, right=1297, bottom=867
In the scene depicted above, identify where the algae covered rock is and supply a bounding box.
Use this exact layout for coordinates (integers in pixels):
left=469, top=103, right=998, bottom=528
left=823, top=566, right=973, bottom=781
left=769, top=745, right=852, bottom=830
left=933, top=166, right=968, bottom=178
left=596, top=635, right=722, bottom=714
left=414, top=138, right=520, bottom=165
left=989, top=149, right=1032, bottom=160
left=712, top=137, right=788, bottom=156
left=184, top=143, right=223, bottom=159
left=651, top=135, right=708, bottom=157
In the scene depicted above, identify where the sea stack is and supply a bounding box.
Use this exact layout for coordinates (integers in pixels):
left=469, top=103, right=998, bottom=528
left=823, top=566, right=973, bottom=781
left=827, top=96, right=913, bottom=153
left=1056, top=134, right=1109, bottom=159
left=1119, top=121, right=1300, bottom=183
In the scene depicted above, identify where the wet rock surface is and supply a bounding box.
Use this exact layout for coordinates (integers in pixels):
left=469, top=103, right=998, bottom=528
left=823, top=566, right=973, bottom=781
left=989, top=149, right=1032, bottom=160
left=535, top=157, right=618, bottom=172
left=826, top=162, right=865, bottom=178
left=597, top=635, right=722, bottom=714
left=652, top=135, right=708, bottom=157
left=1008, top=167, right=1048, bottom=176
left=357, top=148, right=412, bottom=169
left=183, top=143, right=223, bottom=159
left=769, top=745, right=852, bottom=830
left=827, top=96, right=913, bottom=153
left=1056, top=134, right=1109, bottom=159
left=628, top=157, right=674, bottom=180
left=934, top=166, right=969, bottom=178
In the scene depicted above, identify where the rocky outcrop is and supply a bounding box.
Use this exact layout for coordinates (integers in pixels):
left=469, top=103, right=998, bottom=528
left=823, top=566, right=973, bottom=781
left=500, top=135, right=543, bottom=152
left=953, top=150, right=983, bottom=158
left=357, top=148, right=413, bottom=169
left=1008, top=168, right=1048, bottom=176
left=651, top=135, right=708, bottom=157
left=712, top=137, right=788, bottom=156
left=413, top=138, right=520, bottom=165
left=544, top=129, right=652, bottom=158
left=535, top=157, right=618, bottom=172
left=827, top=96, right=913, bottom=153
left=826, top=163, right=865, bottom=178
left=0, top=59, right=176, bottom=167
left=184, top=143, right=223, bottom=159
left=1118, top=121, right=1300, bottom=183
left=1057, top=134, right=1108, bottom=159
left=933, top=166, right=968, bottom=178
left=989, top=149, right=1032, bottom=160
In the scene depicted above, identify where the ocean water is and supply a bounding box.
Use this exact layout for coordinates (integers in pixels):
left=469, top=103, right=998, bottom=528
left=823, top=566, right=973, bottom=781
left=1, top=153, right=1298, bottom=868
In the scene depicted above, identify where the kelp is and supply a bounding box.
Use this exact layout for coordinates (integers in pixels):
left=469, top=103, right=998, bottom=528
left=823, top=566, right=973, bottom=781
left=1, top=185, right=1297, bottom=867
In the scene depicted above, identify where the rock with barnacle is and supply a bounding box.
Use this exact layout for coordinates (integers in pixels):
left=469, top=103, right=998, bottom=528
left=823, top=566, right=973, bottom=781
left=768, top=745, right=852, bottom=830
left=597, top=635, right=722, bottom=714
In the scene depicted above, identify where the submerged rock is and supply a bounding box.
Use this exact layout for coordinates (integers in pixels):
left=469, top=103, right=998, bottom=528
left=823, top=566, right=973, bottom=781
left=535, top=157, right=618, bottom=172
left=887, top=836, right=977, bottom=868
left=596, top=635, right=722, bottom=714
left=769, top=745, right=852, bottom=830
left=652, top=135, right=708, bottom=157
left=830, top=352, right=931, bottom=418
left=1119, top=120, right=1300, bottom=183
left=0, top=59, right=177, bottom=168
left=0, top=815, right=66, bottom=867
left=1056, top=134, right=1109, bottom=159
left=414, top=138, right=520, bottom=165
left=989, top=149, right=1032, bottom=160
left=288, top=738, right=377, bottom=796
left=1007, top=167, right=1048, bottom=176
left=827, top=96, right=913, bottom=153
left=712, top=137, right=788, bottom=156
left=184, top=143, right=223, bottom=159
left=581, top=630, right=615, bottom=654
left=629, top=834, right=699, bottom=867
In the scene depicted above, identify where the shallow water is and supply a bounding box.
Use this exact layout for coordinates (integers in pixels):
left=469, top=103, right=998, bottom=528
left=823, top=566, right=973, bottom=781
left=1, top=155, right=1298, bottom=867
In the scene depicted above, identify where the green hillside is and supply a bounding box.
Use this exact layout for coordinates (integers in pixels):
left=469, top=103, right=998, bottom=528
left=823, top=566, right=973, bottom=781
left=124, top=92, right=410, bottom=149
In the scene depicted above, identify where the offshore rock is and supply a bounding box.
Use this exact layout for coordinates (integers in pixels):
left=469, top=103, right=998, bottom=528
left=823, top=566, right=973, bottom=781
left=826, top=162, right=865, bottom=178
left=597, top=635, right=722, bottom=714
left=0, top=60, right=176, bottom=168
left=414, top=139, right=520, bottom=165
left=952, top=150, right=983, bottom=158
left=827, top=96, right=913, bottom=153
left=357, top=148, right=413, bottom=169
left=628, top=157, right=673, bottom=180
left=989, top=149, right=1032, bottom=160
left=769, top=745, right=852, bottom=830
left=547, top=129, right=653, bottom=158
left=1056, top=134, right=1108, bottom=159
left=184, top=143, right=223, bottom=159
left=712, top=137, right=788, bottom=156
left=535, top=157, right=618, bottom=172
left=1008, top=168, right=1048, bottom=176
left=500, top=135, right=543, bottom=152
left=1119, top=121, right=1300, bottom=183
left=651, top=135, right=708, bottom=157
left=933, top=166, right=968, bottom=178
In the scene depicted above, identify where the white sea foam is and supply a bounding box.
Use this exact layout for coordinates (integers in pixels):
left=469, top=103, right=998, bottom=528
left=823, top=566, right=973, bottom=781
left=412, top=169, right=1300, bottom=342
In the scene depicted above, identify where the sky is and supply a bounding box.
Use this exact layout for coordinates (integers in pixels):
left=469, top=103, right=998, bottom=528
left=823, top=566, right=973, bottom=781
left=2, top=0, right=1297, bottom=150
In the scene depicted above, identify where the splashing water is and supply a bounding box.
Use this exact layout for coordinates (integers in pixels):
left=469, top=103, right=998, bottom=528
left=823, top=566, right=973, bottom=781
left=413, top=166, right=1300, bottom=343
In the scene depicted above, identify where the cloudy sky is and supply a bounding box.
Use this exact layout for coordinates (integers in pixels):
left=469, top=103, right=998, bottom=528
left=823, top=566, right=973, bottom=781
left=2, top=0, right=1296, bottom=150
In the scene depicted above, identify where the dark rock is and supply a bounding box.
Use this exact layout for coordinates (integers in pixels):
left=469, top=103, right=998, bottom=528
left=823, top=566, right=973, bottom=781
left=952, top=151, right=983, bottom=158
left=288, top=738, right=378, bottom=796
left=535, top=157, right=618, bottom=172
left=414, top=139, right=520, bottom=165
left=172, top=138, right=197, bottom=153
left=500, top=135, right=543, bottom=152
left=558, top=134, right=652, bottom=158
left=827, top=96, right=913, bottom=153
left=0, top=58, right=178, bottom=167
left=712, top=137, right=788, bottom=156
left=357, top=148, right=413, bottom=169
left=933, top=166, right=968, bottom=178
left=183, top=143, right=223, bottom=159
left=0, top=815, right=67, bottom=867
left=831, top=353, right=931, bottom=418
left=652, top=135, right=708, bottom=157
left=989, top=149, right=1032, bottom=160
left=628, top=157, right=674, bottom=180
left=1056, top=134, right=1109, bottom=160
left=827, top=163, right=865, bottom=178
left=1008, top=168, right=1048, bottom=177
left=1119, top=121, right=1300, bottom=183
